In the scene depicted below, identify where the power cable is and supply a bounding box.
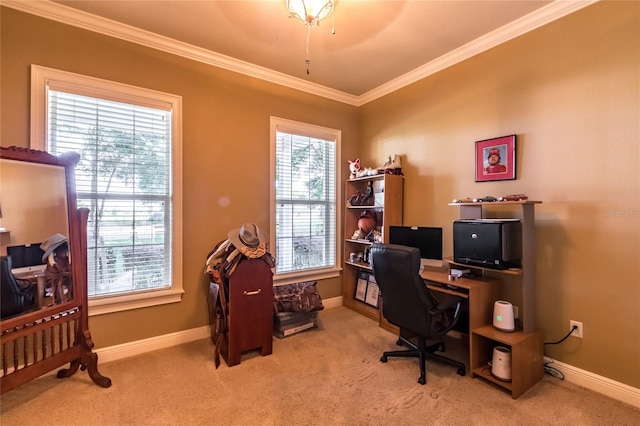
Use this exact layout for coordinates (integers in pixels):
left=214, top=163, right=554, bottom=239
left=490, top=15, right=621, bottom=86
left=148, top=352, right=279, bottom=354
left=541, top=325, right=577, bottom=380
left=544, top=325, right=577, bottom=346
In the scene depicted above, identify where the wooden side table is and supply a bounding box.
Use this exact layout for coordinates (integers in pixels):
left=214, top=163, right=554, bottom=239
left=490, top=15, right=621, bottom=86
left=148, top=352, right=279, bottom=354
left=471, top=325, right=543, bottom=398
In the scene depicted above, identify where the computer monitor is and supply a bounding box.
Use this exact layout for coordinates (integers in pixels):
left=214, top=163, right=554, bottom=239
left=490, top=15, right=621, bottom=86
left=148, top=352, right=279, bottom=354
left=388, top=226, right=443, bottom=269
left=6, top=243, right=46, bottom=275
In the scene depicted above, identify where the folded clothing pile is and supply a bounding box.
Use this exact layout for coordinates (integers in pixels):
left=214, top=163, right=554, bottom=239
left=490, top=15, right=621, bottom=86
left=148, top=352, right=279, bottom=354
left=273, top=281, right=323, bottom=338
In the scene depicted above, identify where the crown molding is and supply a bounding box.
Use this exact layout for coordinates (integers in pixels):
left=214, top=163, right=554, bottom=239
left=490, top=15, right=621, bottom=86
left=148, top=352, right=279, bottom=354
left=3, top=0, right=598, bottom=107
left=2, top=0, right=359, bottom=105
left=357, top=0, right=599, bottom=105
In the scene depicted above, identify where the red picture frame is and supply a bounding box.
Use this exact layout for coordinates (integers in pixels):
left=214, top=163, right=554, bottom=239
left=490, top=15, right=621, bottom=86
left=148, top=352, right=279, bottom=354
left=475, top=135, right=516, bottom=182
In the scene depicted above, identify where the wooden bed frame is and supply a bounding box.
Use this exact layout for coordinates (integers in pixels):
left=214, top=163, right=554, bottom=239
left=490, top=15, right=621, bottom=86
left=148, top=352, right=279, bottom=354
left=1, top=146, right=110, bottom=394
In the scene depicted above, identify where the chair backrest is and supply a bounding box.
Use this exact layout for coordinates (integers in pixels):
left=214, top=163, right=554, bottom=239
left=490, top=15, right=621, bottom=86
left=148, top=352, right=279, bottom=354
left=370, top=244, right=440, bottom=336
left=1, top=256, right=28, bottom=319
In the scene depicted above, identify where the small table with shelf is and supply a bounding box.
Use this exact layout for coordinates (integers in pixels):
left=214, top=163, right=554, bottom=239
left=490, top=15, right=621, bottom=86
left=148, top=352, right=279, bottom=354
left=471, top=324, right=543, bottom=399
left=449, top=200, right=543, bottom=398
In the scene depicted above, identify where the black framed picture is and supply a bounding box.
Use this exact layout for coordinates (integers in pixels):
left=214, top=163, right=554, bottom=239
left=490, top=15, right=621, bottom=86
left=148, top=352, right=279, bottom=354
left=354, top=270, right=368, bottom=303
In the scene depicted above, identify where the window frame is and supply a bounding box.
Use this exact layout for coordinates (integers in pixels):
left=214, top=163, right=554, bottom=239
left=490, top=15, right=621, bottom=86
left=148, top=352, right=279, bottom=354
left=269, top=117, right=342, bottom=285
left=30, top=64, right=183, bottom=316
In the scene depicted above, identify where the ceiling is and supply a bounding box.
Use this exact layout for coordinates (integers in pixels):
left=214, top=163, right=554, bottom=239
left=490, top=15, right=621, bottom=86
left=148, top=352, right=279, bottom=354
left=6, top=1, right=596, bottom=105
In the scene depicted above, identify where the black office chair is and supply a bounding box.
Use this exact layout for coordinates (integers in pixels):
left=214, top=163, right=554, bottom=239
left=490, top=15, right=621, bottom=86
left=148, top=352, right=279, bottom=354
left=1, top=256, right=37, bottom=319
left=370, top=244, right=466, bottom=385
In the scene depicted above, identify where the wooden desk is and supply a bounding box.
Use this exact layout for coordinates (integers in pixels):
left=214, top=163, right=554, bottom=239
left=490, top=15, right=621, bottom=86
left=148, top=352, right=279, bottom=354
left=13, top=271, right=52, bottom=308
left=420, top=270, right=542, bottom=398
left=379, top=270, right=498, bottom=340
left=420, top=270, right=499, bottom=346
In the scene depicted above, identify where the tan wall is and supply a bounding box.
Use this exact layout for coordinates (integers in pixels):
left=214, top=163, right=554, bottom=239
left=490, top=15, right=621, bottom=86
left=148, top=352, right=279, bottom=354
left=1, top=8, right=358, bottom=348
left=2, top=2, right=638, bottom=389
left=359, top=1, right=639, bottom=387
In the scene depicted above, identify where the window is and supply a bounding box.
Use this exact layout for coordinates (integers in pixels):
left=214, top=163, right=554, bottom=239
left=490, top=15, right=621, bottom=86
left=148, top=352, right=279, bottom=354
left=270, top=117, right=341, bottom=284
left=31, top=65, right=183, bottom=315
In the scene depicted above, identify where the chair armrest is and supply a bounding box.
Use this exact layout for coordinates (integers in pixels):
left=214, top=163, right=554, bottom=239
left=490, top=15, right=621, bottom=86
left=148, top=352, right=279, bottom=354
left=428, top=293, right=463, bottom=315
left=16, top=278, right=35, bottom=292
left=428, top=293, right=464, bottom=335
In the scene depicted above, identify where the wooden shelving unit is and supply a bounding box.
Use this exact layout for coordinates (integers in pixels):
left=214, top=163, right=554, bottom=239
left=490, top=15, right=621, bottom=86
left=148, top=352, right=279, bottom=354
left=449, top=200, right=543, bottom=398
left=342, top=174, right=403, bottom=324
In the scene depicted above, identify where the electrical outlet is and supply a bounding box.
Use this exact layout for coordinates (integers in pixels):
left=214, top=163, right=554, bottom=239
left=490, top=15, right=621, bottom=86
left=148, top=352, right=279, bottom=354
left=513, top=305, right=519, bottom=320
left=570, top=320, right=583, bottom=338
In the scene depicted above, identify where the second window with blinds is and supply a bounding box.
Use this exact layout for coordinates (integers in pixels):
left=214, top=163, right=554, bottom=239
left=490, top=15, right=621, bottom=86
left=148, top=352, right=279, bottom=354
left=270, top=117, right=341, bottom=284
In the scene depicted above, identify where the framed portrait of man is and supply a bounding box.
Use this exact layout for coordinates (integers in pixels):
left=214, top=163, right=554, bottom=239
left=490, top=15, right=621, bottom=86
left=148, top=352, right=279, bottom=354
left=475, top=135, right=516, bottom=182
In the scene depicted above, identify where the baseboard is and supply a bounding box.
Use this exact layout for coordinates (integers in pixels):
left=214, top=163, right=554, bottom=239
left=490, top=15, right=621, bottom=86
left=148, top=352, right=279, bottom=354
left=95, top=325, right=211, bottom=364
left=95, top=296, right=344, bottom=364
left=321, top=295, right=342, bottom=309
left=543, top=356, right=639, bottom=408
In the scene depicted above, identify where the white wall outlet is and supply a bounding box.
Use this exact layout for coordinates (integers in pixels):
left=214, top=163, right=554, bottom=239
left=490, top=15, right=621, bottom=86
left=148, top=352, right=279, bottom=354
left=513, top=305, right=519, bottom=320
left=570, top=320, right=583, bottom=338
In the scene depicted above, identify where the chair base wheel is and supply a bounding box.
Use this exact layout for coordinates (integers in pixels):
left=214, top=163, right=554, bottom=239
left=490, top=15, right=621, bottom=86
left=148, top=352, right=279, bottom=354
left=418, top=376, right=426, bottom=385
left=380, top=355, right=388, bottom=363
left=457, top=367, right=466, bottom=376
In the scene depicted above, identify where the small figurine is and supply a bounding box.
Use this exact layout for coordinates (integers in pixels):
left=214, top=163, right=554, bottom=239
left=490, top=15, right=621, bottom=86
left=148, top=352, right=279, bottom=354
left=378, top=154, right=402, bottom=175
left=473, top=196, right=498, bottom=203
left=348, top=191, right=362, bottom=206
left=498, top=194, right=529, bottom=201
left=360, top=181, right=375, bottom=206
left=357, top=167, right=378, bottom=178
left=452, top=197, right=473, bottom=203
left=351, top=229, right=365, bottom=240
left=348, top=159, right=361, bottom=180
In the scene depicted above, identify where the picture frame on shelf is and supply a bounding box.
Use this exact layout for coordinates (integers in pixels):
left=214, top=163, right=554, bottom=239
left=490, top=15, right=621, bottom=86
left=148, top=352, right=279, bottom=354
left=354, top=270, right=368, bottom=303
left=364, top=275, right=380, bottom=308
left=475, top=135, right=516, bottom=182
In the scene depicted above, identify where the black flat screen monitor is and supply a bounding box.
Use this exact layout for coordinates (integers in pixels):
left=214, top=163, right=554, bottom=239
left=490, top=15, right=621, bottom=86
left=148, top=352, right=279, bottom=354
left=6, top=243, right=46, bottom=274
left=388, top=226, right=443, bottom=269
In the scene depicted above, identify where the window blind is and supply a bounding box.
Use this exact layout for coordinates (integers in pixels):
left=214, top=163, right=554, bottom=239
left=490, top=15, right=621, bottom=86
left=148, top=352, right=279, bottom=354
left=275, top=131, right=336, bottom=274
left=47, top=90, right=172, bottom=297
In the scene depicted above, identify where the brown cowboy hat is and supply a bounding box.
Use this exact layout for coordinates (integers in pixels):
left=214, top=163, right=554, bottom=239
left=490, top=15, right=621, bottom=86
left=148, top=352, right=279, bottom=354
left=227, top=223, right=269, bottom=258
left=40, top=233, right=68, bottom=263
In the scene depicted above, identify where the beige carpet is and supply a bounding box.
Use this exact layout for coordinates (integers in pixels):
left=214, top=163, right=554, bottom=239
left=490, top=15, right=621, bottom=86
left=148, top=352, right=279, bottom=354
left=1, top=306, right=638, bottom=425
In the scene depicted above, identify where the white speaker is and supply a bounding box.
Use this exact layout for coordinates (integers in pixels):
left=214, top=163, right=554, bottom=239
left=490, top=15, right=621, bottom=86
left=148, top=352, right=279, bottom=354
left=493, top=300, right=515, bottom=332
left=491, top=346, right=512, bottom=381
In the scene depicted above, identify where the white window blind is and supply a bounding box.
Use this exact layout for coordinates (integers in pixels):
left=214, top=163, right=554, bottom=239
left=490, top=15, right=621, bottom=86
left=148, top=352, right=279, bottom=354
left=272, top=118, right=340, bottom=280
left=47, top=91, right=172, bottom=297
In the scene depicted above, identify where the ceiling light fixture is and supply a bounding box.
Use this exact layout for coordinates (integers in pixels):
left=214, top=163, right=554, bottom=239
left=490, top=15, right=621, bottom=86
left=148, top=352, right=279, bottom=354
left=287, top=0, right=335, bottom=74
